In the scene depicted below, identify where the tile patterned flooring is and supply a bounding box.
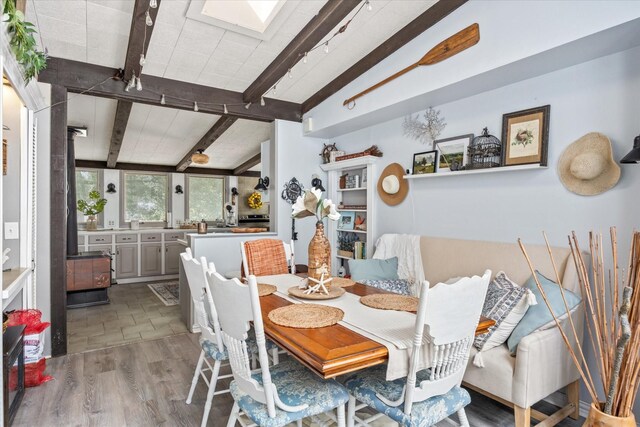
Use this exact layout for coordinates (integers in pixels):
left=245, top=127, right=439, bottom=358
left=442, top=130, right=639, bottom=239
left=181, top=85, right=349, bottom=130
left=67, top=282, right=186, bottom=354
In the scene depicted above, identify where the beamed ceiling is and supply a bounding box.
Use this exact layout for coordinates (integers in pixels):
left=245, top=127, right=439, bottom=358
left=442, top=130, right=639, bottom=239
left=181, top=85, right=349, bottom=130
left=29, top=0, right=465, bottom=173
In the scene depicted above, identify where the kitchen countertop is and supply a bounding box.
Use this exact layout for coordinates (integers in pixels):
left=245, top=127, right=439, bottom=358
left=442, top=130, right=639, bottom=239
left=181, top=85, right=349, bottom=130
left=78, top=227, right=234, bottom=234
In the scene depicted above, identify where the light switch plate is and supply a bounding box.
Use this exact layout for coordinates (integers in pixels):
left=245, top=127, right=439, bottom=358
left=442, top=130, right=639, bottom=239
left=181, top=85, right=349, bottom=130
left=4, top=222, right=19, bottom=240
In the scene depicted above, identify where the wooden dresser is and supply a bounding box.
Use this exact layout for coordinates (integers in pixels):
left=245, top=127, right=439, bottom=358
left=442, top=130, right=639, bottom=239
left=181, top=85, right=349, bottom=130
left=66, top=251, right=111, bottom=308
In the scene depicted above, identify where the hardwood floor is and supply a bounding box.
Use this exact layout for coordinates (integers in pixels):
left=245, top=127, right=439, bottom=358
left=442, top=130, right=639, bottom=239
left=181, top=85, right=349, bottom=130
left=14, top=333, right=585, bottom=427
left=67, top=282, right=184, bottom=353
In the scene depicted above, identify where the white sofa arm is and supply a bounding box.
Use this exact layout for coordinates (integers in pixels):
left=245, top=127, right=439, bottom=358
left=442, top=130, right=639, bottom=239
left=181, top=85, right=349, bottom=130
left=512, top=304, right=584, bottom=408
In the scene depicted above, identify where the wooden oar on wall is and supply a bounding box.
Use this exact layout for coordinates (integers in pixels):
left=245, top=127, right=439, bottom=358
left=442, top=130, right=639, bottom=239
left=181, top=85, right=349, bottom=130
left=343, top=23, right=480, bottom=107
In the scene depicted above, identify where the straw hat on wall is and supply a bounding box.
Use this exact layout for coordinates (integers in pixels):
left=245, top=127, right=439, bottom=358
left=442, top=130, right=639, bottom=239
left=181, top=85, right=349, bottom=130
left=377, top=163, right=408, bottom=205
left=558, top=132, right=620, bottom=196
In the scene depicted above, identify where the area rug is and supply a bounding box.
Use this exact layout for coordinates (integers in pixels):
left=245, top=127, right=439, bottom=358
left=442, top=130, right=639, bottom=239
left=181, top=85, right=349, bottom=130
left=147, top=281, right=179, bottom=306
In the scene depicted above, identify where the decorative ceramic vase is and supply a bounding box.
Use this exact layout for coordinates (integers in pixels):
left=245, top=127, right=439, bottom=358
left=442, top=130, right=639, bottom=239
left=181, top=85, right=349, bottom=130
left=584, top=403, right=636, bottom=427
left=308, top=221, right=331, bottom=281
left=86, top=215, right=98, bottom=231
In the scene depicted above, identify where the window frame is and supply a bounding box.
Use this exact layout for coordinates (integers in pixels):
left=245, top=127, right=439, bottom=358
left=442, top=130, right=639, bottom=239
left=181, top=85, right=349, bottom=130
left=119, top=170, right=171, bottom=227
left=185, top=174, right=227, bottom=224
left=75, top=168, right=103, bottom=228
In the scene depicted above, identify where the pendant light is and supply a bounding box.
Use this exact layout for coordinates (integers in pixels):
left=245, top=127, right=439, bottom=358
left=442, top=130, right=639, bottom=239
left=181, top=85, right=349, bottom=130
left=621, top=134, right=640, bottom=164
left=191, top=149, right=209, bottom=165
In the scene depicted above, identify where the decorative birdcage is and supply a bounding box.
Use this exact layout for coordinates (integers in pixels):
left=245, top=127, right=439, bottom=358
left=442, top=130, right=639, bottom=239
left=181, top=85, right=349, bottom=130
left=467, top=127, right=502, bottom=169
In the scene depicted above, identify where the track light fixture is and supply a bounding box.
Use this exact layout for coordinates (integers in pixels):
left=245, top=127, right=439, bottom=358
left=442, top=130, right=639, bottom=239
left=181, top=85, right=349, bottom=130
left=245, top=102, right=252, bottom=110
left=136, top=76, right=143, bottom=91
left=193, top=101, right=199, bottom=112
left=160, top=94, right=166, bottom=105
left=145, top=11, right=153, bottom=26
left=260, top=96, right=266, bottom=107
left=223, top=104, right=228, bottom=114
left=149, top=0, right=158, bottom=8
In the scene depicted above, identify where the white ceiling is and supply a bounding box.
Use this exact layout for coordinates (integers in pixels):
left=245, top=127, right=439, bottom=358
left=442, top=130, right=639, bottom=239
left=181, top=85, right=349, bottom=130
left=27, top=0, right=438, bottom=168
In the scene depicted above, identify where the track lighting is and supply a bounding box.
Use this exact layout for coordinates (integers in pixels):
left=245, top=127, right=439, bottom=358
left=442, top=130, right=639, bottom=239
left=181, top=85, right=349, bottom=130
left=160, top=94, right=166, bottom=105
left=125, top=75, right=135, bottom=92
left=149, top=0, right=157, bottom=8
left=245, top=102, right=252, bottom=110
left=260, top=96, right=266, bottom=107
left=193, top=101, right=199, bottom=112
left=303, top=52, right=308, bottom=64
left=272, top=85, right=277, bottom=96
left=139, top=54, right=145, bottom=66
left=288, top=68, right=293, bottom=79
left=223, top=104, right=228, bottom=114
left=324, top=41, right=329, bottom=54
left=136, top=75, right=142, bottom=91
left=366, top=0, right=372, bottom=11
left=145, top=11, right=153, bottom=26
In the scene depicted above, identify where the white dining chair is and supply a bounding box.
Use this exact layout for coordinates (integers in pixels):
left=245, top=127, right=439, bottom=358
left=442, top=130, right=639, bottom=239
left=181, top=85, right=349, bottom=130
left=207, top=271, right=349, bottom=427
left=241, top=239, right=296, bottom=278
left=343, top=270, right=492, bottom=427
left=181, top=249, right=279, bottom=427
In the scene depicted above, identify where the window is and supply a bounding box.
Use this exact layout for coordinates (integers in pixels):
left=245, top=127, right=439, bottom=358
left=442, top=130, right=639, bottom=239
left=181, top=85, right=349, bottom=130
left=187, top=176, right=225, bottom=221
left=123, top=172, right=168, bottom=223
left=75, top=169, right=100, bottom=222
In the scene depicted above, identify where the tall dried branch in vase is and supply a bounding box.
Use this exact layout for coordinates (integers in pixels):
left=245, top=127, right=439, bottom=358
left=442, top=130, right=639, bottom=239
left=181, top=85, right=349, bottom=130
left=519, top=228, right=640, bottom=424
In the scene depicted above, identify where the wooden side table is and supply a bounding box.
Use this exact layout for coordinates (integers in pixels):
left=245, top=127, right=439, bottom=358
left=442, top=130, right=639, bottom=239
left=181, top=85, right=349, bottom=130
left=3, top=325, right=25, bottom=426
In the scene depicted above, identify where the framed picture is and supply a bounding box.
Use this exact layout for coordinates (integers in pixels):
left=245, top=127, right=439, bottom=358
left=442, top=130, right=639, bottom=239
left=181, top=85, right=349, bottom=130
left=434, top=134, right=473, bottom=172
left=501, top=105, right=550, bottom=166
left=338, top=211, right=355, bottom=230
left=412, top=150, right=438, bottom=175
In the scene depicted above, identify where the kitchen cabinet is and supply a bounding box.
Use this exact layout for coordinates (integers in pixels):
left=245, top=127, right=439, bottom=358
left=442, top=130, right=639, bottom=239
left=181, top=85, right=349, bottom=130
left=141, top=244, right=162, bottom=276
left=116, top=245, right=138, bottom=278
left=164, top=243, right=183, bottom=275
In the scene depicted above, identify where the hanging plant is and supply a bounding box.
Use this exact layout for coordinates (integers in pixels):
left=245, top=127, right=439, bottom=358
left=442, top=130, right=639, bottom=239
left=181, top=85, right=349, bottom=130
left=3, top=0, right=48, bottom=82
left=247, top=192, right=263, bottom=210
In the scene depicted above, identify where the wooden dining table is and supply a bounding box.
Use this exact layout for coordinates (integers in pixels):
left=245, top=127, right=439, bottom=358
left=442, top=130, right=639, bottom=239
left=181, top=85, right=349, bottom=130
left=259, top=281, right=495, bottom=379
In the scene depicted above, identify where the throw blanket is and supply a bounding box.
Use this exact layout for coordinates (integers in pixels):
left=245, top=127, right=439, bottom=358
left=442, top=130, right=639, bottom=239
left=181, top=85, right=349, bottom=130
left=373, top=234, right=425, bottom=296
left=243, top=239, right=289, bottom=277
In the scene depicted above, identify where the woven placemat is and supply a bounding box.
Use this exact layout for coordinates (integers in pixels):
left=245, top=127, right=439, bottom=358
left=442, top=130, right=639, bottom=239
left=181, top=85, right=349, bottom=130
left=268, top=304, right=344, bottom=328
left=257, top=283, right=277, bottom=297
left=331, top=277, right=356, bottom=288
left=360, top=294, right=419, bottom=312
left=288, top=286, right=345, bottom=300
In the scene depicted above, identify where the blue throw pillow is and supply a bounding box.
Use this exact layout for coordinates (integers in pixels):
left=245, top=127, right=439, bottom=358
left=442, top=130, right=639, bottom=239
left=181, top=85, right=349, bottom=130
left=507, top=271, right=582, bottom=354
left=348, top=258, right=399, bottom=282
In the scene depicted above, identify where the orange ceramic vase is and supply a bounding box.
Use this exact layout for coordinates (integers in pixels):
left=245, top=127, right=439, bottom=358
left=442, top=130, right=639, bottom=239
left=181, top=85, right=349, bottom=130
left=584, top=404, right=636, bottom=427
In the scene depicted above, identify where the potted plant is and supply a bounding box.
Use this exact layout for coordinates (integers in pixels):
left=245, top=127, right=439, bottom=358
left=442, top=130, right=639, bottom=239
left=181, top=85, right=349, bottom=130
left=291, top=189, right=340, bottom=280
left=520, top=228, right=640, bottom=426
left=77, top=190, right=107, bottom=231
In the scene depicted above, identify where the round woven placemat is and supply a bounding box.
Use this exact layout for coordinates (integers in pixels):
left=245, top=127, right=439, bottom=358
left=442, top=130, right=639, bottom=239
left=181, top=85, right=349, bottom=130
left=331, top=277, right=356, bottom=288
left=257, top=283, right=277, bottom=297
left=268, top=304, right=344, bottom=328
left=288, top=286, right=345, bottom=300
left=360, top=294, right=419, bottom=312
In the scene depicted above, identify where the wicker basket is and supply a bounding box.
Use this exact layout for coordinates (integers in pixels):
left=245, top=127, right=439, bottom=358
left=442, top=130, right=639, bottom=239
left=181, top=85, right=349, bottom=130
left=308, top=222, right=331, bottom=280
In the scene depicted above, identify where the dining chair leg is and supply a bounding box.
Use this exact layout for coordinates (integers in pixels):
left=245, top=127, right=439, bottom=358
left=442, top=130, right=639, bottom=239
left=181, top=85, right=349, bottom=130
left=457, top=408, right=470, bottom=427
left=186, top=349, right=206, bottom=404
left=347, top=396, right=356, bottom=427
left=271, top=347, right=279, bottom=365
left=200, top=359, right=222, bottom=427
left=251, top=352, right=257, bottom=370
left=227, top=402, right=240, bottom=427
left=337, top=403, right=346, bottom=427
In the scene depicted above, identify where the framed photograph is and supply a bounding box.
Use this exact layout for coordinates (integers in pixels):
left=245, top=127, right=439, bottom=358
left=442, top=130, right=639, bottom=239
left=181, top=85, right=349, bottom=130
left=502, top=105, right=550, bottom=166
left=412, top=150, right=438, bottom=175
left=338, top=211, right=355, bottom=230
left=434, top=134, right=473, bottom=172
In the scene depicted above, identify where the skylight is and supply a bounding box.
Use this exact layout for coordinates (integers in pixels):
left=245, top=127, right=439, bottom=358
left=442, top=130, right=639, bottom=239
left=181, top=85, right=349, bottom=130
left=200, top=0, right=286, bottom=34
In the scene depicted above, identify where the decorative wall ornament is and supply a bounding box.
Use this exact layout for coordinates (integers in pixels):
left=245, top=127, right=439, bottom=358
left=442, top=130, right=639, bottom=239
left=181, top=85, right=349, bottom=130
left=467, top=128, right=501, bottom=170
left=281, top=177, right=304, bottom=204
left=320, top=143, right=338, bottom=164
left=403, top=107, right=446, bottom=146
left=106, top=183, right=117, bottom=193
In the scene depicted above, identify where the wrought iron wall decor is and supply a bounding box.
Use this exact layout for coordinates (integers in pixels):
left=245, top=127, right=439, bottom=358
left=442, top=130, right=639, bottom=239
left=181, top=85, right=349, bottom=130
left=282, top=177, right=305, bottom=241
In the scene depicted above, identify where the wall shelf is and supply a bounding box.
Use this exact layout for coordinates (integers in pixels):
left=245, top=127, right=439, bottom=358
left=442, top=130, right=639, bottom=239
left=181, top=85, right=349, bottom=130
left=337, top=188, right=366, bottom=192
left=338, top=229, right=367, bottom=234
left=337, top=209, right=367, bottom=212
left=320, top=155, right=379, bottom=172
left=403, top=164, right=547, bottom=180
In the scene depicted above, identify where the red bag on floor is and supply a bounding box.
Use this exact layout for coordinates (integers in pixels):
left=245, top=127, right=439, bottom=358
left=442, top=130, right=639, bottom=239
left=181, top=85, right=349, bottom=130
left=7, top=309, right=53, bottom=387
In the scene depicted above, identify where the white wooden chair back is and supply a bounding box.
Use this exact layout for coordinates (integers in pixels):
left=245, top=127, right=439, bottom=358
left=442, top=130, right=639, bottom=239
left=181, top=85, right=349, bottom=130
left=402, top=270, right=491, bottom=415
left=180, top=248, right=224, bottom=350
left=240, top=239, right=296, bottom=277
left=206, top=272, right=307, bottom=418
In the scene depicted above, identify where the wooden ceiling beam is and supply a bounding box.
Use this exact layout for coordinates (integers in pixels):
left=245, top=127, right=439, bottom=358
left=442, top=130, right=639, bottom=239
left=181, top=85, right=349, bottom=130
left=106, top=0, right=162, bottom=168
left=243, top=0, right=361, bottom=103
left=301, top=0, right=468, bottom=113
left=175, top=117, right=238, bottom=172
left=75, top=159, right=260, bottom=177
left=38, top=57, right=302, bottom=123
left=233, top=153, right=262, bottom=175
